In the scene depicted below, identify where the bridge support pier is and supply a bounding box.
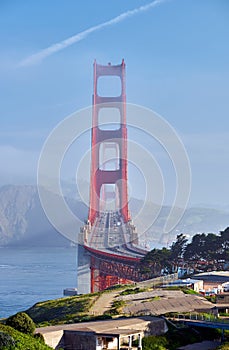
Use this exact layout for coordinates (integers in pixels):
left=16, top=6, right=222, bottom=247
left=77, top=244, right=91, bottom=294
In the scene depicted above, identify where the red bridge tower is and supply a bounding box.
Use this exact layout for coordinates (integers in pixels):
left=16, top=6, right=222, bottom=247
left=88, top=59, right=129, bottom=224
left=77, top=60, right=147, bottom=294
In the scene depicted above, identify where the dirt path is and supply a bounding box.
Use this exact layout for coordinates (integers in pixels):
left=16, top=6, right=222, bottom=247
left=89, top=291, right=120, bottom=316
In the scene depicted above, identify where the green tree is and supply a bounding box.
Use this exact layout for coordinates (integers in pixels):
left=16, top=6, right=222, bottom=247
left=170, top=234, right=188, bottom=270
left=6, top=312, right=36, bottom=335
left=220, top=227, right=229, bottom=261
left=170, top=234, right=188, bottom=259
left=141, top=247, right=171, bottom=275
left=204, top=233, right=221, bottom=260
left=184, top=233, right=207, bottom=261
left=183, top=231, right=223, bottom=263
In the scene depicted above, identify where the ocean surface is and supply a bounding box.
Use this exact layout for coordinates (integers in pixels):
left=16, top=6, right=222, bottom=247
left=0, top=247, right=78, bottom=319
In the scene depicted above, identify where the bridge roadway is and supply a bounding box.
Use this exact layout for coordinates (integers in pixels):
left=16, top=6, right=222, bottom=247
left=86, top=211, right=147, bottom=259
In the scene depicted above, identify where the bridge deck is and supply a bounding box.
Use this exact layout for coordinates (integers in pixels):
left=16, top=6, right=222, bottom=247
left=85, top=211, right=147, bottom=259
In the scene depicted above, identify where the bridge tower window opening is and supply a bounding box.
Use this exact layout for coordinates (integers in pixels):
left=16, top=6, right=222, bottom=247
left=97, top=75, right=122, bottom=97
left=98, top=107, right=121, bottom=130
left=99, top=142, right=120, bottom=171
left=100, top=184, right=119, bottom=212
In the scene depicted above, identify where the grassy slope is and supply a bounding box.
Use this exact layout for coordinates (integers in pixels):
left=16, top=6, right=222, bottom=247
left=25, top=286, right=141, bottom=326
left=25, top=285, right=212, bottom=327
left=0, top=324, right=52, bottom=350
left=26, top=293, right=100, bottom=325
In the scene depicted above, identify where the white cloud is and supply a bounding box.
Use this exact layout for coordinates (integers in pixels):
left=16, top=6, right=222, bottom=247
left=19, top=0, right=167, bottom=67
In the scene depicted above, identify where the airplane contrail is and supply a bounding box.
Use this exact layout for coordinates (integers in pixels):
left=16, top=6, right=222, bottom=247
left=19, top=0, right=168, bottom=67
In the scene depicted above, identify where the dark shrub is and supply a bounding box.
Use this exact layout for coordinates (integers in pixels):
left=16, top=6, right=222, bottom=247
left=96, top=314, right=112, bottom=320
left=0, top=331, right=15, bottom=348
left=34, top=332, right=45, bottom=343
left=6, top=312, right=36, bottom=335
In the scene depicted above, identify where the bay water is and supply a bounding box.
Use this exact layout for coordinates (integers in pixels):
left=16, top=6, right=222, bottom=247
left=0, top=247, right=78, bottom=319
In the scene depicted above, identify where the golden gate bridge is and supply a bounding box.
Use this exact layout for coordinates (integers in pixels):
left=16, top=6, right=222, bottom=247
left=77, top=60, right=148, bottom=294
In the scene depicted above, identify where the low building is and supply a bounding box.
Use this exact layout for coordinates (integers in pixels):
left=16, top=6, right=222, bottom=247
left=37, top=316, right=168, bottom=350
left=215, top=293, right=229, bottom=314
left=63, top=288, right=78, bottom=296
left=64, top=328, right=142, bottom=350
left=193, top=271, right=229, bottom=293
left=222, top=282, right=229, bottom=292
left=216, top=293, right=229, bottom=304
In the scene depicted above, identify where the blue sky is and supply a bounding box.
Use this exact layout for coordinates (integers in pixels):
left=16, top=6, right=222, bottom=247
left=0, top=0, right=229, bottom=208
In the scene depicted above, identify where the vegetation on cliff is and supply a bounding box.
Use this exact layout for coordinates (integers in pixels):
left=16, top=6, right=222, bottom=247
left=26, top=293, right=98, bottom=325
left=6, top=312, right=36, bottom=335
left=0, top=324, right=52, bottom=349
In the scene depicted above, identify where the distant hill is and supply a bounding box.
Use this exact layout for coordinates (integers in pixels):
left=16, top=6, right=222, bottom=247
left=129, top=199, right=229, bottom=247
left=0, top=185, right=87, bottom=247
left=0, top=184, right=228, bottom=247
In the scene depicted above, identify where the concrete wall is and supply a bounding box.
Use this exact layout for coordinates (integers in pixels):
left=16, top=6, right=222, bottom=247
left=42, top=330, right=64, bottom=349
left=64, top=331, right=96, bottom=350
left=216, top=293, right=229, bottom=304
left=146, top=319, right=168, bottom=336
left=193, top=280, right=203, bottom=292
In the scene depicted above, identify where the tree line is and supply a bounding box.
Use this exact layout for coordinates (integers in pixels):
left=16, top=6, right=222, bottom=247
left=140, top=227, right=229, bottom=276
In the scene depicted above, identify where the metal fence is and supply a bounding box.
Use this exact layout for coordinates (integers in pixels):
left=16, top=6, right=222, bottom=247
left=138, top=273, right=178, bottom=287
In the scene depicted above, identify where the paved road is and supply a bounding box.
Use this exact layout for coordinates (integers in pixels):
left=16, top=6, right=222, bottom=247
left=178, top=340, right=220, bottom=350
left=89, top=291, right=121, bottom=316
